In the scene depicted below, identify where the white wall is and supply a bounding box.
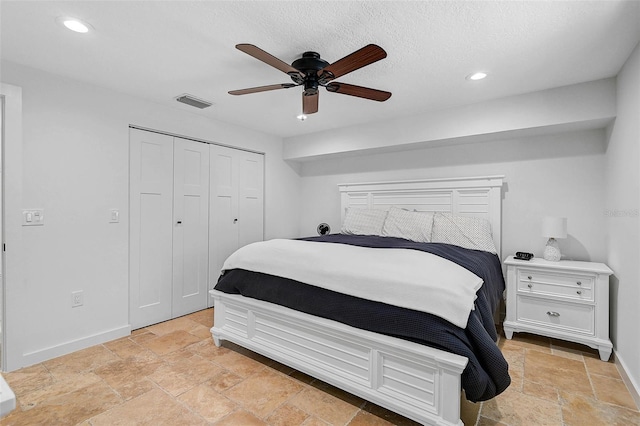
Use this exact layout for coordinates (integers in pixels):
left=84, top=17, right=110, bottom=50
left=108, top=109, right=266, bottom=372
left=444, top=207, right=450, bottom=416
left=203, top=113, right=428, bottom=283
left=605, top=41, right=640, bottom=402
left=1, top=61, right=301, bottom=370
left=298, top=129, right=607, bottom=264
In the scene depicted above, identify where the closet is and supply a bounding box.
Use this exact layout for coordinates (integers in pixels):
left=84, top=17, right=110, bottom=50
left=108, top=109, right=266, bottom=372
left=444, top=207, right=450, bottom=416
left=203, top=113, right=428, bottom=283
left=129, top=129, right=264, bottom=329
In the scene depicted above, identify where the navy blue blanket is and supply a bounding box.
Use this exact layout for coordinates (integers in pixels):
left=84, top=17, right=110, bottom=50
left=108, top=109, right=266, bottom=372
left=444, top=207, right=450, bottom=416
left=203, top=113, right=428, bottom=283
left=215, top=234, right=510, bottom=401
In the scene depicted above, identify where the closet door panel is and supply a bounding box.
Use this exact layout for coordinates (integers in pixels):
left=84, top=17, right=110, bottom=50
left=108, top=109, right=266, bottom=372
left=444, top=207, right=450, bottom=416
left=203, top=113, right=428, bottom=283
left=172, top=138, right=210, bottom=317
left=138, top=194, right=168, bottom=307
left=209, top=145, right=264, bottom=307
left=209, top=146, right=240, bottom=290
left=238, top=152, right=264, bottom=247
left=130, top=129, right=173, bottom=329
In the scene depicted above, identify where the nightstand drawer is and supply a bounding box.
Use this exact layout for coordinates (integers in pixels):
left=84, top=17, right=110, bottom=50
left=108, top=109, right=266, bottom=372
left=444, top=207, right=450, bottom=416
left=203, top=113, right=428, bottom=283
left=518, top=270, right=593, bottom=301
left=516, top=296, right=594, bottom=335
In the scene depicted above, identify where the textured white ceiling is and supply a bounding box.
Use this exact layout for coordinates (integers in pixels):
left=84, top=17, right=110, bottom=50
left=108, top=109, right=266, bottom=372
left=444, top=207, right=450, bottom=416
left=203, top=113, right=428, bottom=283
left=1, top=1, right=639, bottom=138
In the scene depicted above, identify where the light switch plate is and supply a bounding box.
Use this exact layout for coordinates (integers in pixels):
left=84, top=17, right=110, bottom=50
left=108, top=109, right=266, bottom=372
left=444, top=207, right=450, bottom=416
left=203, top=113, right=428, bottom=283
left=22, top=209, right=44, bottom=226
left=109, top=209, right=119, bottom=223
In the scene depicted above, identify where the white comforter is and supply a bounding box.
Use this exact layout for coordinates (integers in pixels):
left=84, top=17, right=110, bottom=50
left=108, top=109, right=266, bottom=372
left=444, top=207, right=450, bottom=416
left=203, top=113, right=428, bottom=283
left=222, top=239, right=484, bottom=328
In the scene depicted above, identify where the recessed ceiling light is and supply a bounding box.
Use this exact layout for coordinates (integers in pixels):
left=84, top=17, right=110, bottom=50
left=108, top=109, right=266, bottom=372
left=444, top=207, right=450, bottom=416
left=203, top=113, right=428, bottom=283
left=297, top=114, right=307, bottom=122
left=466, top=72, right=487, bottom=81
left=56, top=16, right=92, bottom=33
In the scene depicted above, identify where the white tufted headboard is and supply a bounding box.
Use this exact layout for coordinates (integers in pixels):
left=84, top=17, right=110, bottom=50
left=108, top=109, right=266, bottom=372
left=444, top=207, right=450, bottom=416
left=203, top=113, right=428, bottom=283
left=338, top=175, right=505, bottom=257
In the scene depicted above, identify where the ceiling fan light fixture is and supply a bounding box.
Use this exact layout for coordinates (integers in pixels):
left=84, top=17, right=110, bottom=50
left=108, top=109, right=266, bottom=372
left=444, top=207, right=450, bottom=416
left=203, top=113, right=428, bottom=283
left=56, top=16, right=92, bottom=33
left=466, top=72, right=488, bottom=81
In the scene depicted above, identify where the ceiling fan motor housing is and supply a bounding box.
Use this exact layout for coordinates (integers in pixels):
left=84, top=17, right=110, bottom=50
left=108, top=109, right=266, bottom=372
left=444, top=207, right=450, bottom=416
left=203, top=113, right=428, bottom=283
left=291, top=51, right=329, bottom=73
left=292, top=52, right=329, bottom=95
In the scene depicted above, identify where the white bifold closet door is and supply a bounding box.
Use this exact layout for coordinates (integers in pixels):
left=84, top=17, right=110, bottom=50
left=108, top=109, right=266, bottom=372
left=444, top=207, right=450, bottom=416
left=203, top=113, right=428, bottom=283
left=209, top=145, right=264, bottom=306
left=172, top=137, right=210, bottom=318
left=129, top=129, right=209, bottom=329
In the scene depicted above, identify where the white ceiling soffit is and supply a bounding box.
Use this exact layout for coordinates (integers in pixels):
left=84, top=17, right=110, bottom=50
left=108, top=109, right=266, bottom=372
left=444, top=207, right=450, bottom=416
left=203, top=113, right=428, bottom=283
left=1, top=1, right=639, bottom=139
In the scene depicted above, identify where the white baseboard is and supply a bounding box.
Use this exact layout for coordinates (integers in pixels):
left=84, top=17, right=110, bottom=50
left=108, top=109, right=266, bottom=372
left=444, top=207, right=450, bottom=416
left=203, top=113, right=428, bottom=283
left=15, top=325, right=131, bottom=371
left=614, top=350, right=640, bottom=411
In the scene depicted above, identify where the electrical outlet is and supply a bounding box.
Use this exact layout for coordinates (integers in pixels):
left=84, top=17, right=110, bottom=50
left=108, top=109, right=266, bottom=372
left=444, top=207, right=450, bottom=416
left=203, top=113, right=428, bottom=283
left=71, top=290, right=83, bottom=308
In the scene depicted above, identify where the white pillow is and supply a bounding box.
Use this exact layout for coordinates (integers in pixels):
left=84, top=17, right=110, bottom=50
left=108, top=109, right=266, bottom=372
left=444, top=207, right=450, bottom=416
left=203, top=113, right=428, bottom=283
left=431, top=213, right=497, bottom=253
left=341, top=208, right=388, bottom=236
left=382, top=207, right=434, bottom=243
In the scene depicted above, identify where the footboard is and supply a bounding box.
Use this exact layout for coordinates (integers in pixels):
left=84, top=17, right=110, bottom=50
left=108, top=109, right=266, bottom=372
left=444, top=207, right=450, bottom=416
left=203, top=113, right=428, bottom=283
left=210, top=290, right=468, bottom=426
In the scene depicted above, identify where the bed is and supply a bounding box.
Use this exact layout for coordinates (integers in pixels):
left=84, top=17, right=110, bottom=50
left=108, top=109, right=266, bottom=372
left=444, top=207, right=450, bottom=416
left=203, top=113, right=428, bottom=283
left=210, top=175, right=508, bottom=426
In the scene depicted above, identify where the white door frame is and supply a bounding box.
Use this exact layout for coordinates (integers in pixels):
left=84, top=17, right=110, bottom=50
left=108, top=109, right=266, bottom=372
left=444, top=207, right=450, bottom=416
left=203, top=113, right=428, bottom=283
left=1, top=83, right=24, bottom=372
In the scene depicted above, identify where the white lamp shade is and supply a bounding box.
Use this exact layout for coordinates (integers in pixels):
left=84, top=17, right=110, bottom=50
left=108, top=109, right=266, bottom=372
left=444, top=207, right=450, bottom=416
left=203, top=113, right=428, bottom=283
left=542, top=216, right=567, bottom=239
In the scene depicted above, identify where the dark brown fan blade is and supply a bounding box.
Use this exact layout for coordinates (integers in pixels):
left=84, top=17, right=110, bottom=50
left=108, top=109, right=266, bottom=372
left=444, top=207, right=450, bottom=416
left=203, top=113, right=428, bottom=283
left=303, top=91, right=319, bottom=114
left=325, top=82, right=391, bottom=102
left=229, top=83, right=297, bottom=96
left=319, top=44, right=387, bottom=82
left=236, top=44, right=303, bottom=79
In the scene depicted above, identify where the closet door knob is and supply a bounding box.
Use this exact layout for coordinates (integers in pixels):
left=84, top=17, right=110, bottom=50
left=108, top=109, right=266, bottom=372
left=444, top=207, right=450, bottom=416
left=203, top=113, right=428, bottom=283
left=176, top=220, right=182, bottom=224
left=233, top=218, right=238, bottom=224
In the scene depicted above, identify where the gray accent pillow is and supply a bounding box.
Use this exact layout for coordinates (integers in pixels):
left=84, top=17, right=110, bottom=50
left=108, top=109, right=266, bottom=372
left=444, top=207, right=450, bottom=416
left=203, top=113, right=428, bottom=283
left=341, top=208, right=388, bottom=236
left=431, top=212, right=497, bottom=253
left=382, top=206, right=434, bottom=242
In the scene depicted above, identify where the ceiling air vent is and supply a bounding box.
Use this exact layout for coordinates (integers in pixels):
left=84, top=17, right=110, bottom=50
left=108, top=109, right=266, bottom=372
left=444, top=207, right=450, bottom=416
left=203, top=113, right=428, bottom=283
left=175, top=94, right=213, bottom=109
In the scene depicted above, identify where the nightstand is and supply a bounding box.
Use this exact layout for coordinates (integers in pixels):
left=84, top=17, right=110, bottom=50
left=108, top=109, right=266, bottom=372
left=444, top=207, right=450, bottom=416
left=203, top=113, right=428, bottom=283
left=503, top=256, right=613, bottom=361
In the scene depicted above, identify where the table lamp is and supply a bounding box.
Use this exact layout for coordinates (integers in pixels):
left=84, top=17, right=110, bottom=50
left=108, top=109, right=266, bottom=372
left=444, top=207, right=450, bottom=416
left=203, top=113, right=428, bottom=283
left=542, top=216, right=567, bottom=261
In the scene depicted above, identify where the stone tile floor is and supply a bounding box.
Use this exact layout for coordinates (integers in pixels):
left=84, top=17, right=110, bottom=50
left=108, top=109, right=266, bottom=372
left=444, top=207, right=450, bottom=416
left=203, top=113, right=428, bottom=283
left=2, top=308, right=639, bottom=425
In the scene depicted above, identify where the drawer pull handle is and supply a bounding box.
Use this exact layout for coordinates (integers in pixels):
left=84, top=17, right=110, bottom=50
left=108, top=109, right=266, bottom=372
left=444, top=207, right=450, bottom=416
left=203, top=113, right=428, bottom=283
left=577, top=281, right=582, bottom=286
left=527, top=276, right=532, bottom=280
left=547, top=311, right=560, bottom=317
left=527, top=284, right=533, bottom=288
left=577, top=290, right=582, bottom=295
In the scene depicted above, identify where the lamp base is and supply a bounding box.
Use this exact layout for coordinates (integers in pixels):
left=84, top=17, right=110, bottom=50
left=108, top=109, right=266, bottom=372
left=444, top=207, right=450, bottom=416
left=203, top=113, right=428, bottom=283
left=543, top=238, right=562, bottom=261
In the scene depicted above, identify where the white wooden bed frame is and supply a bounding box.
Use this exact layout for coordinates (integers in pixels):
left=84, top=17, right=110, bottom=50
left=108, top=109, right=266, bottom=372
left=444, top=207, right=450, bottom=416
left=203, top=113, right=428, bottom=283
left=210, top=175, right=504, bottom=426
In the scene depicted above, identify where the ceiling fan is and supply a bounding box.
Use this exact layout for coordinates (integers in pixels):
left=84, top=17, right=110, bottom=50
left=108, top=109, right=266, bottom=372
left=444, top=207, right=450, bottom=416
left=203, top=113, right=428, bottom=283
left=228, top=43, right=392, bottom=115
